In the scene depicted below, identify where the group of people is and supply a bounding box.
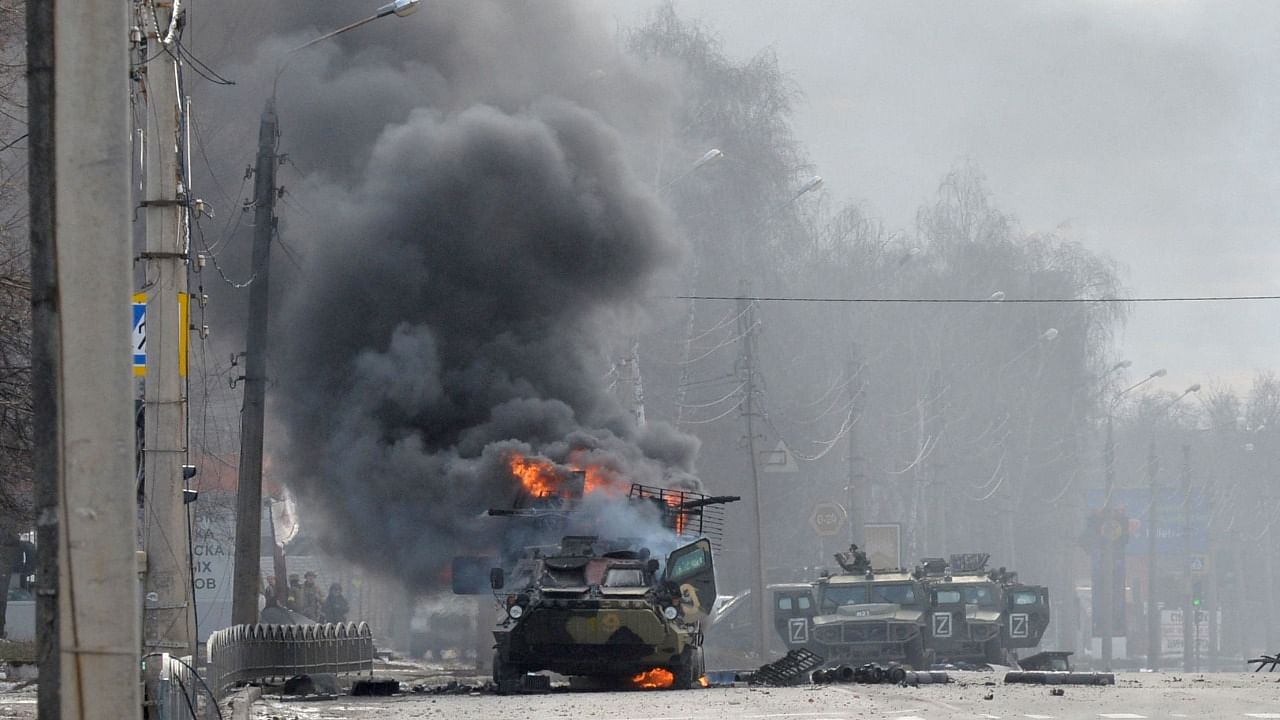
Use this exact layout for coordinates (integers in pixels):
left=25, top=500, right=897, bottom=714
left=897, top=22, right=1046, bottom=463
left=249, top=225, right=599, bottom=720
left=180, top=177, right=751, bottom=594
left=264, top=570, right=350, bottom=623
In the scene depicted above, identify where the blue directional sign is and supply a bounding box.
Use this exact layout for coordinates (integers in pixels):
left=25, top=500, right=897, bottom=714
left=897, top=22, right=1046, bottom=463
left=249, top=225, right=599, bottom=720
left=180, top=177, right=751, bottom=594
left=132, top=293, right=146, bottom=376
left=1087, top=488, right=1209, bottom=556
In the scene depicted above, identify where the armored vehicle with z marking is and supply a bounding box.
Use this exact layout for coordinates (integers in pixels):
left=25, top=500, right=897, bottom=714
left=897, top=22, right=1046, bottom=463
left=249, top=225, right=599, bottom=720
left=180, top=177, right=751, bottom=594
left=773, top=545, right=933, bottom=669
left=918, top=554, right=1050, bottom=666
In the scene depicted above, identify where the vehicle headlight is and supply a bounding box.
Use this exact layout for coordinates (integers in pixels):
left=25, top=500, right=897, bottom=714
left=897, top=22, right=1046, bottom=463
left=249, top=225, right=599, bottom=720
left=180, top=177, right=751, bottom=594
left=663, top=606, right=679, bottom=620
left=508, top=604, right=525, bottom=620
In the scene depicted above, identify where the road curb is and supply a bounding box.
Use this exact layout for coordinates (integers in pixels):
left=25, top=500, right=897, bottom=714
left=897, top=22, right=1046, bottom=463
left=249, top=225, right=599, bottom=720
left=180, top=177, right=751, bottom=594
left=220, top=685, right=262, bottom=720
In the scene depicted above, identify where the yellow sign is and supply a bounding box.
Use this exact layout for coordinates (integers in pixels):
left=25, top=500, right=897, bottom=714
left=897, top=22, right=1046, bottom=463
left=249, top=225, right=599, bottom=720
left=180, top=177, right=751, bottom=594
left=132, top=291, right=189, bottom=377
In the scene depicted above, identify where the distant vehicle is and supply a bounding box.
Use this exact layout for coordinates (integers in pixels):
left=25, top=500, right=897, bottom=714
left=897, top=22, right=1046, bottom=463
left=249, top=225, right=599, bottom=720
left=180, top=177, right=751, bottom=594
left=918, top=554, right=1050, bottom=666
left=772, top=545, right=932, bottom=669
left=485, top=534, right=717, bottom=693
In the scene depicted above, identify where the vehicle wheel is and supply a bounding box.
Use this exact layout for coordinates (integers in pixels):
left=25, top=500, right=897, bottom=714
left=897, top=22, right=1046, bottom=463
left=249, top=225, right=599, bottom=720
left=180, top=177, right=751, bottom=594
left=671, top=648, right=700, bottom=690
left=905, top=636, right=926, bottom=670
left=492, top=653, right=523, bottom=695
left=983, top=638, right=1007, bottom=666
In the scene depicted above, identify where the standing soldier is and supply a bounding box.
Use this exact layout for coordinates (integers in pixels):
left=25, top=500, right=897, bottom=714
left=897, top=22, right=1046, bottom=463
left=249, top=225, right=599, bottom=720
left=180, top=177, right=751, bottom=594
left=286, top=574, right=303, bottom=613
left=301, top=571, right=323, bottom=620
left=322, top=582, right=350, bottom=623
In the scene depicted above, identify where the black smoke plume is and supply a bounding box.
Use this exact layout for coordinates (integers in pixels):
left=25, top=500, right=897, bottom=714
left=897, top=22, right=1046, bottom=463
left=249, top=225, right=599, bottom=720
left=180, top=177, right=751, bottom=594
left=259, top=4, right=700, bottom=590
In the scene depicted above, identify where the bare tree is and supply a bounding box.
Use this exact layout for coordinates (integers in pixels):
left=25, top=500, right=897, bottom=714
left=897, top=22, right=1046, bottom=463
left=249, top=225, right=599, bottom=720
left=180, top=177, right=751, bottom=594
left=0, top=0, right=29, bottom=638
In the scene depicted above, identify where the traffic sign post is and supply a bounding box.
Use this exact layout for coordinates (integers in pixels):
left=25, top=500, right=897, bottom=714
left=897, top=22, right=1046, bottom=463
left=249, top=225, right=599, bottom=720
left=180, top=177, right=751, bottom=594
left=762, top=441, right=799, bottom=473
left=132, top=293, right=146, bottom=376
left=810, top=501, right=847, bottom=537
left=1189, top=554, right=1208, bottom=576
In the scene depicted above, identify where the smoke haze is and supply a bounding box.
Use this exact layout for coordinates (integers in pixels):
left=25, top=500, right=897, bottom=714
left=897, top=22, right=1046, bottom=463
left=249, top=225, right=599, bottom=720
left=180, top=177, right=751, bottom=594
left=200, top=3, right=702, bottom=589
left=181, top=2, right=1280, bottom=665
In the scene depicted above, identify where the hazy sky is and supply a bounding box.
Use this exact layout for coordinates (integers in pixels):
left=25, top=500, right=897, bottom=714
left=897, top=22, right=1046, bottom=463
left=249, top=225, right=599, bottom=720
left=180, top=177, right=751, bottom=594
left=594, top=0, right=1280, bottom=397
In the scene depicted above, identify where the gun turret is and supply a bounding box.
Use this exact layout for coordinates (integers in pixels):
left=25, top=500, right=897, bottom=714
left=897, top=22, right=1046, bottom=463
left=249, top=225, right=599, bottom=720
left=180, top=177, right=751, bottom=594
left=834, top=544, right=871, bottom=574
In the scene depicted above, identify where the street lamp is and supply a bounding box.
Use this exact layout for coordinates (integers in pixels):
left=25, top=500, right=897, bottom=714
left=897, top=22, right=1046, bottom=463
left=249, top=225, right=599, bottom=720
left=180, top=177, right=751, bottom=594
left=793, top=174, right=824, bottom=198
left=658, top=148, right=725, bottom=195
left=1099, top=366, right=1165, bottom=669
left=995, top=327, right=1060, bottom=568
left=619, top=148, right=728, bottom=428
left=291, top=0, right=422, bottom=53
left=744, top=173, right=826, bottom=663
left=1145, top=382, right=1199, bottom=671
left=231, top=3, right=419, bottom=627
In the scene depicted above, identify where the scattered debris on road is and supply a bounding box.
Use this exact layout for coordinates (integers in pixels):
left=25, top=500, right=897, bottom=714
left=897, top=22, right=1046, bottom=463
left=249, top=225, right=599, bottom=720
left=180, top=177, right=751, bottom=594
left=1004, top=671, right=1115, bottom=685
left=1251, top=653, right=1280, bottom=672
left=751, top=649, right=825, bottom=686
left=350, top=677, right=401, bottom=696
left=810, top=662, right=950, bottom=686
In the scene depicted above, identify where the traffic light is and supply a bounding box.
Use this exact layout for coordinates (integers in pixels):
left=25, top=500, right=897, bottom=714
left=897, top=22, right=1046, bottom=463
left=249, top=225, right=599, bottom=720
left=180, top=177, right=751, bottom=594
left=1191, top=580, right=1204, bottom=607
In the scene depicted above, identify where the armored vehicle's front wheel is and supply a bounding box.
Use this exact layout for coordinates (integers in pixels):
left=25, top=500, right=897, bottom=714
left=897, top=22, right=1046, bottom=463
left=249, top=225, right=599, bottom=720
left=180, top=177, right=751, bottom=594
left=905, top=636, right=927, bottom=670
left=492, top=653, right=525, bottom=695
left=670, top=647, right=705, bottom=690
left=983, top=638, right=1008, bottom=666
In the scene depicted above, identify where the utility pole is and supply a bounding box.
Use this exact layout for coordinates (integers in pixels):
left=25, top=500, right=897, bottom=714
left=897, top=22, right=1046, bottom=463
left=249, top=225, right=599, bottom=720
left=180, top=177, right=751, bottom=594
left=1265, top=474, right=1276, bottom=654
left=927, top=369, right=945, bottom=557
left=26, top=1, right=57, bottom=713
left=29, top=0, right=141, bottom=716
left=614, top=338, right=646, bottom=427
left=846, top=347, right=864, bottom=547
left=1232, top=525, right=1248, bottom=662
left=232, top=100, right=279, bottom=625
left=139, top=0, right=196, bottom=663
left=1145, top=438, right=1160, bottom=670
left=228, top=2, right=423, bottom=626
left=1181, top=444, right=1193, bottom=672
left=1098, top=368, right=1166, bottom=669
left=738, top=284, right=768, bottom=661
left=1100, top=415, right=1115, bottom=669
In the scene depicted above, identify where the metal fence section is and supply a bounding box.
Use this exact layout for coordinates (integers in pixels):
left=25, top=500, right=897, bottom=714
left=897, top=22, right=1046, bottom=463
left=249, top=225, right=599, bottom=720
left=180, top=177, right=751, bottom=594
left=206, top=622, right=375, bottom=698
left=154, top=653, right=200, bottom=720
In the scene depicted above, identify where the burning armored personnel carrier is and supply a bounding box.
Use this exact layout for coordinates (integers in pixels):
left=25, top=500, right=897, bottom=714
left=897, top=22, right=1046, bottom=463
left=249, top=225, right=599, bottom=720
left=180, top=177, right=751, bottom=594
left=453, top=455, right=736, bottom=692
left=488, top=533, right=716, bottom=692
left=773, top=546, right=932, bottom=669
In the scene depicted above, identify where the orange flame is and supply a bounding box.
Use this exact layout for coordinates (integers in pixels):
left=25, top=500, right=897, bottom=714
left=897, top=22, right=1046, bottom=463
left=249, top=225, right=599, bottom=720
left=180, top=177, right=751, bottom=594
left=629, top=667, right=675, bottom=689
left=508, top=453, right=690, bottom=536
left=509, top=452, right=629, bottom=499
left=665, top=494, right=687, bottom=536
left=698, top=675, right=709, bottom=688
left=509, top=455, right=561, bottom=498
left=568, top=450, right=627, bottom=497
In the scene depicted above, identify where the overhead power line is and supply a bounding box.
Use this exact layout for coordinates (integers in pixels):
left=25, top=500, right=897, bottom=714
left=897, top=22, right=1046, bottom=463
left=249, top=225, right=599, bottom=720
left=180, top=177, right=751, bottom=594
left=670, top=293, right=1280, bottom=304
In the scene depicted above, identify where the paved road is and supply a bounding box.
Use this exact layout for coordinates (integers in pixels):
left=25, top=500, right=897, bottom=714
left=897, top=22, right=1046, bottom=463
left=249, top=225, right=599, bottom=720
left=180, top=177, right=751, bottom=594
left=251, top=673, right=1280, bottom=720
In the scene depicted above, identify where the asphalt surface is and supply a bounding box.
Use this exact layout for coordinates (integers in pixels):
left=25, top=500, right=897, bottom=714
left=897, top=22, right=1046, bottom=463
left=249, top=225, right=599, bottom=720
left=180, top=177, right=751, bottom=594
left=249, top=672, right=1280, bottom=720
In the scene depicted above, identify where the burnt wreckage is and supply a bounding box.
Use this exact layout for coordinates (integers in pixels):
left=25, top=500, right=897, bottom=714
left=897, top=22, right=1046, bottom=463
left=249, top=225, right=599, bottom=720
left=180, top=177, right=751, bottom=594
left=454, top=467, right=738, bottom=692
